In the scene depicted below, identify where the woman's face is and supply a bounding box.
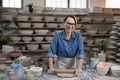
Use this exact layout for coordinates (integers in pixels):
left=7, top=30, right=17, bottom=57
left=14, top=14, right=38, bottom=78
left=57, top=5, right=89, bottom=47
left=64, top=17, right=75, bottom=33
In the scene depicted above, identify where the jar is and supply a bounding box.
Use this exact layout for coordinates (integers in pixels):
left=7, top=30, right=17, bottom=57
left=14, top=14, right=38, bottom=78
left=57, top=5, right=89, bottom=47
left=13, top=64, right=25, bottom=80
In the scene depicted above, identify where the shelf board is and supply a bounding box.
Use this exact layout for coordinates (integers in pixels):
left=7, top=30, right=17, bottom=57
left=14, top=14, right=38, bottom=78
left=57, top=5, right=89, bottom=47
left=12, top=34, right=54, bottom=36
left=16, top=13, right=87, bottom=16
left=88, top=34, right=109, bottom=37
left=9, top=27, right=80, bottom=30
left=21, top=49, right=48, bottom=53
left=13, top=20, right=62, bottom=23
left=0, top=20, right=11, bottom=22
left=78, top=21, right=115, bottom=24
left=10, top=41, right=51, bottom=44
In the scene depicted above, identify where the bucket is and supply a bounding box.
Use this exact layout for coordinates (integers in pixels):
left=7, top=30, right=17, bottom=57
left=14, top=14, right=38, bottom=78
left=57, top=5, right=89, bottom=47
left=90, top=58, right=99, bottom=68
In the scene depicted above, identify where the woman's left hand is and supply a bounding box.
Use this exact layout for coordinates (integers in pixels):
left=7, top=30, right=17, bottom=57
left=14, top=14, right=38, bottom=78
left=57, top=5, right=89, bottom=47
left=74, top=69, right=82, bottom=77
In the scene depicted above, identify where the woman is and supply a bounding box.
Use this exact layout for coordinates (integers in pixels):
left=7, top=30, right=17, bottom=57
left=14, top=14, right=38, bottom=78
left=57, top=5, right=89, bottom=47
left=47, top=15, right=85, bottom=77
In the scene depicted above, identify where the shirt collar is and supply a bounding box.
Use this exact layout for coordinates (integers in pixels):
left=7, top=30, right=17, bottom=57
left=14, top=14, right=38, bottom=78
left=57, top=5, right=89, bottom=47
left=61, top=30, right=76, bottom=39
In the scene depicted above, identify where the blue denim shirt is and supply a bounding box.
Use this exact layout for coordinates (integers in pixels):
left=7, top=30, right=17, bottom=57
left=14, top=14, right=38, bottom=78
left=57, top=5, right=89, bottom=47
left=47, top=31, right=85, bottom=59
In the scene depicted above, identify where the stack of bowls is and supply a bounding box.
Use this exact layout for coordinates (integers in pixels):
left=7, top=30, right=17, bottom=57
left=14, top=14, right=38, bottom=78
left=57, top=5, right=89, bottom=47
left=111, top=65, right=120, bottom=77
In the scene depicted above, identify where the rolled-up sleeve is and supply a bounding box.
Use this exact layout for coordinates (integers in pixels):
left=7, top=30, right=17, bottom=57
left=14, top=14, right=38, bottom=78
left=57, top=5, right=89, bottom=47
left=77, top=33, right=85, bottom=59
left=47, top=33, right=58, bottom=57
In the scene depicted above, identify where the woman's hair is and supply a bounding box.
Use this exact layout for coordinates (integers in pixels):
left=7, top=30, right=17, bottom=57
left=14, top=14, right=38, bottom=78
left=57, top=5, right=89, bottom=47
left=63, top=15, right=78, bottom=29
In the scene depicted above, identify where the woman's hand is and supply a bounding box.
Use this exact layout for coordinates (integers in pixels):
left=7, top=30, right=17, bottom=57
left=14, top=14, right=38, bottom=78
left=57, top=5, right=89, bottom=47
left=74, top=69, right=82, bottom=77
left=48, top=68, right=55, bottom=73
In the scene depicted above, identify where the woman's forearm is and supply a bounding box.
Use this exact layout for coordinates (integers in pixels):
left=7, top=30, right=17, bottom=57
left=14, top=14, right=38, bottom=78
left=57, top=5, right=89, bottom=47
left=77, top=58, right=84, bottom=70
left=48, top=57, right=54, bottom=69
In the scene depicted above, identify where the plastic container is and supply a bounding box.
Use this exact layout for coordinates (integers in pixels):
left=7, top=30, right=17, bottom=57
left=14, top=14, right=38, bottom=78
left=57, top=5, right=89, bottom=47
left=13, top=64, right=25, bottom=80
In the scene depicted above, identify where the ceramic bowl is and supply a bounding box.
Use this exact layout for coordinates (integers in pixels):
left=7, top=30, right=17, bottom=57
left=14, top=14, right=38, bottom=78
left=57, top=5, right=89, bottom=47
left=114, top=16, right=120, bottom=21
left=22, top=37, right=32, bottom=42
left=93, top=18, right=104, bottom=22
left=35, top=30, right=48, bottom=35
left=17, top=16, right=29, bottom=21
left=81, top=17, right=92, bottom=22
left=41, top=44, right=50, bottom=50
left=8, top=22, right=17, bottom=28
left=0, top=64, right=7, bottom=71
left=111, top=65, right=120, bottom=77
left=105, top=18, right=114, bottom=23
left=103, top=8, right=113, bottom=13
left=115, top=59, right=120, bottom=63
left=109, top=40, right=117, bottom=44
left=26, top=44, right=39, bottom=51
left=98, top=30, right=108, bottom=35
left=2, top=15, right=13, bottom=20
left=45, top=37, right=53, bottom=42
left=57, top=17, right=64, bottom=22
left=59, top=24, right=64, bottom=28
left=9, top=50, right=21, bottom=59
left=45, top=16, right=55, bottom=21
left=109, top=31, right=118, bottom=35
left=117, top=43, right=120, bottom=46
left=47, top=23, right=58, bottom=28
left=34, top=37, right=43, bottom=42
left=33, top=23, right=44, bottom=28
left=18, top=23, right=31, bottom=28
left=19, top=30, right=33, bottom=35
left=10, top=36, right=21, bottom=42
left=32, top=16, right=43, bottom=21
left=87, top=30, right=97, bottom=35
left=109, top=36, right=118, bottom=40
left=112, top=26, right=118, bottom=31
left=108, top=45, right=117, bottom=49
left=90, top=7, right=102, bottom=13
left=97, top=62, right=109, bottom=75
left=30, top=67, right=43, bottom=76
left=87, top=39, right=94, bottom=45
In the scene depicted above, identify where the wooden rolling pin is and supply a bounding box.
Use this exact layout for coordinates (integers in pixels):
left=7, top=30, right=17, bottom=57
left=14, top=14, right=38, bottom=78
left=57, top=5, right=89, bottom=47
left=54, top=69, right=75, bottom=74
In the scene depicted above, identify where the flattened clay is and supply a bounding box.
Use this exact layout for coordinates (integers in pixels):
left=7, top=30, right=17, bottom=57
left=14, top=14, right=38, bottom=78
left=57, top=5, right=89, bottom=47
left=56, top=73, right=74, bottom=78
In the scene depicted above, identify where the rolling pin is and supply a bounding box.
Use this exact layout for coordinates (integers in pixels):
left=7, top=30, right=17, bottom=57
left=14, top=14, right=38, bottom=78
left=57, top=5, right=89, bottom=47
left=54, top=69, right=75, bottom=74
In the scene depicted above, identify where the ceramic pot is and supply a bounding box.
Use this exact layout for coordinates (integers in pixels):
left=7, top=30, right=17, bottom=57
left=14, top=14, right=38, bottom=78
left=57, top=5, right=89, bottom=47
left=98, top=51, right=106, bottom=62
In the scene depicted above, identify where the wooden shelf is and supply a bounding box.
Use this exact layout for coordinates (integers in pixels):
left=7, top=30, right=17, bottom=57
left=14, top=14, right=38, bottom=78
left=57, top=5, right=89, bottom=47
left=12, top=34, right=54, bottom=36
left=88, top=34, right=110, bottom=37
left=79, top=21, right=115, bottom=24
left=10, top=41, right=51, bottom=44
left=21, top=49, right=48, bottom=53
left=13, top=20, right=62, bottom=23
left=9, top=27, right=80, bottom=30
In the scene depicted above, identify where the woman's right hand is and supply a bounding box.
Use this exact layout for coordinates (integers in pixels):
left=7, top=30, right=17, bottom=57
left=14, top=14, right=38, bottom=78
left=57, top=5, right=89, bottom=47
left=48, top=68, right=55, bottom=73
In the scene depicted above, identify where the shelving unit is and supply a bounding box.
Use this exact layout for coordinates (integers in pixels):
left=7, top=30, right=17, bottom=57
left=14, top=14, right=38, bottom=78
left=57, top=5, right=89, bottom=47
left=0, top=12, right=118, bottom=63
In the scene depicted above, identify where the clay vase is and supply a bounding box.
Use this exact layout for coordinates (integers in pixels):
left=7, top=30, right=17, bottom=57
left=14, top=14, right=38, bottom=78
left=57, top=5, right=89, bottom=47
left=98, top=51, right=106, bottom=62
left=29, top=7, right=33, bottom=13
